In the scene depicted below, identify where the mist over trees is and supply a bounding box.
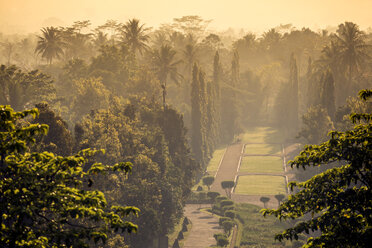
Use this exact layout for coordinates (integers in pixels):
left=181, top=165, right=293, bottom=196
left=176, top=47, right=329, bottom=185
left=0, top=15, right=371, bottom=247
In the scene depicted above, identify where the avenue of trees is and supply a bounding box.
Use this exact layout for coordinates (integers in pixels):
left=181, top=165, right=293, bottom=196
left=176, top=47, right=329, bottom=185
left=0, top=15, right=371, bottom=247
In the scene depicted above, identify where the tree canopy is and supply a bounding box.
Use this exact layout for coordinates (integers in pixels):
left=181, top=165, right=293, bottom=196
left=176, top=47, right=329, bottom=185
left=0, top=106, right=139, bottom=247
left=262, top=90, right=372, bottom=247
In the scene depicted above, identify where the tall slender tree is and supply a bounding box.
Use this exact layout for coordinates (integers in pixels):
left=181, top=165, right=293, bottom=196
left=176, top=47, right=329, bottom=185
left=320, top=69, right=336, bottom=119
left=213, top=51, right=222, bottom=142
left=289, top=53, right=299, bottom=131
left=191, top=64, right=203, bottom=162
left=221, top=50, right=240, bottom=142
left=182, top=43, right=198, bottom=104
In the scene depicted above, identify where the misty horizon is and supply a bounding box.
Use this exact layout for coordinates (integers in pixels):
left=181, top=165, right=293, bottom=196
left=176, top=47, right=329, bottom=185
left=1, top=0, right=372, bottom=35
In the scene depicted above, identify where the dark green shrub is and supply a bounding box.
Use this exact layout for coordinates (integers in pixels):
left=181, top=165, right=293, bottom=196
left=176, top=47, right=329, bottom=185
left=220, top=200, right=234, bottom=208
left=216, top=196, right=228, bottom=203
left=207, top=191, right=220, bottom=202
left=182, top=222, right=188, bottom=232
left=224, top=210, right=236, bottom=219
left=217, top=236, right=229, bottom=247
left=172, top=239, right=180, bottom=248
left=183, top=217, right=189, bottom=225
left=177, top=231, right=184, bottom=240
left=219, top=217, right=231, bottom=226
left=222, top=220, right=234, bottom=235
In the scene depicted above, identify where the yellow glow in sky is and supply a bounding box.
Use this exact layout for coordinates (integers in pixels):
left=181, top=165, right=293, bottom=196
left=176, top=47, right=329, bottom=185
left=0, top=0, right=371, bottom=34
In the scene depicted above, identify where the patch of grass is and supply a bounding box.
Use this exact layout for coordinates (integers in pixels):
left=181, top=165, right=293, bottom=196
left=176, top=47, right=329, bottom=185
left=206, top=148, right=226, bottom=175
left=235, top=175, right=286, bottom=195
left=235, top=203, right=298, bottom=247
left=240, top=127, right=285, bottom=144
left=240, top=156, right=283, bottom=174
left=191, top=148, right=225, bottom=191
left=244, top=143, right=282, bottom=155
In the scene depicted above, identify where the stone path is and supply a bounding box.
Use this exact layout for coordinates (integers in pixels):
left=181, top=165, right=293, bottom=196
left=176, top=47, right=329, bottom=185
left=182, top=204, right=221, bottom=248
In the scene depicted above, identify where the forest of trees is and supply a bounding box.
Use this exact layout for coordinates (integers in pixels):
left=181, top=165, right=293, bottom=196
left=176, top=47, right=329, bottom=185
left=0, top=15, right=371, bottom=247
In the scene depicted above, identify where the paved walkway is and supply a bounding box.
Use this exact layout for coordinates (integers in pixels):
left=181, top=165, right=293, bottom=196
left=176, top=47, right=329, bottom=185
left=183, top=204, right=221, bottom=248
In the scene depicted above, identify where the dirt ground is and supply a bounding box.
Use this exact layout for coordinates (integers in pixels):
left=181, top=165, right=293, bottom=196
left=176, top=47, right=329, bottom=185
left=182, top=204, right=221, bottom=248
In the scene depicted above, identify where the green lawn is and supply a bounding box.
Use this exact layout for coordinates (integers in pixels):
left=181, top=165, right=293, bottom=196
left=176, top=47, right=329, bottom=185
left=240, top=156, right=283, bottom=174
left=234, top=175, right=286, bottom=195
left=239, top=126, right=285, bottom=144
left=235, top=203, right=303, bottom=247
left=244, top=143, right=282, bottom=155
left=206, top=148, right=226, bottom=175
left=192, top=147, right=226, bottom=191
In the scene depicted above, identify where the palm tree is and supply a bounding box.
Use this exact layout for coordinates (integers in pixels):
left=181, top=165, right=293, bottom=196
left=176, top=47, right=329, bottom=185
left=93, top=31, right=108, bottom=49
left=35, top=27, right=65, bottom=65
left=152, top=45, right=182, bottom=109
left=334, top=22, right=370, bottom=83
left=318, top=40, right=340, bottom=73
left=121, top=18, right=150, bottom=55
left=261, top=28, right=281, bottom=51
left=97, top=20, right=120, bottom=44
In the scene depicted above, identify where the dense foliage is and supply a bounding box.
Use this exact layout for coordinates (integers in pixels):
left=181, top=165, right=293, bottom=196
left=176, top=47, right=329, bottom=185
left=262, top=90, right=372, bottom=247
left=0, top=106, right=138, bottom=247
left=0, top=15, right=371, bottom=247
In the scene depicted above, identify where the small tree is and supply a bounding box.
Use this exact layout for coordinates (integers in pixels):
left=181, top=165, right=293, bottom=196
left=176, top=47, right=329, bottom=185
left=221, top=180, right=235, bottom=198
left=202, top=176, right=215, bottom=190
left=274, top=194, right=285, bottom=206
left=260, top=196, right=270, bottom=208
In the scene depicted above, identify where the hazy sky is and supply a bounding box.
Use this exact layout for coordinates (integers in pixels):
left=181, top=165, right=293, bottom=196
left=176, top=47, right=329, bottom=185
left=1, top=0, right=371, bottom=35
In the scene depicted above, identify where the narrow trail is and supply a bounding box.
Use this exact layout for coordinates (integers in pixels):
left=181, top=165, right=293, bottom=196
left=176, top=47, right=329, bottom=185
left=182, top=204, right=221, bottom=248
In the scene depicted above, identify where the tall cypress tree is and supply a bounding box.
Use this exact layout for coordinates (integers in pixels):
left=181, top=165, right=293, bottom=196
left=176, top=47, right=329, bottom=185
left=206, top=80, right=216, bottom=157
left=321, top=69, right=336, bottom=119
left=221, top=50, right=240, bottom=143
left=191, top=64, right=203, bottom=162
left=290, top=53, right=299, bottom=131
left=306, top=56, right=314, bottom=109
left=198, top=69, right=209, bottom=163
left=213, top=51, right=222, bottom=143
